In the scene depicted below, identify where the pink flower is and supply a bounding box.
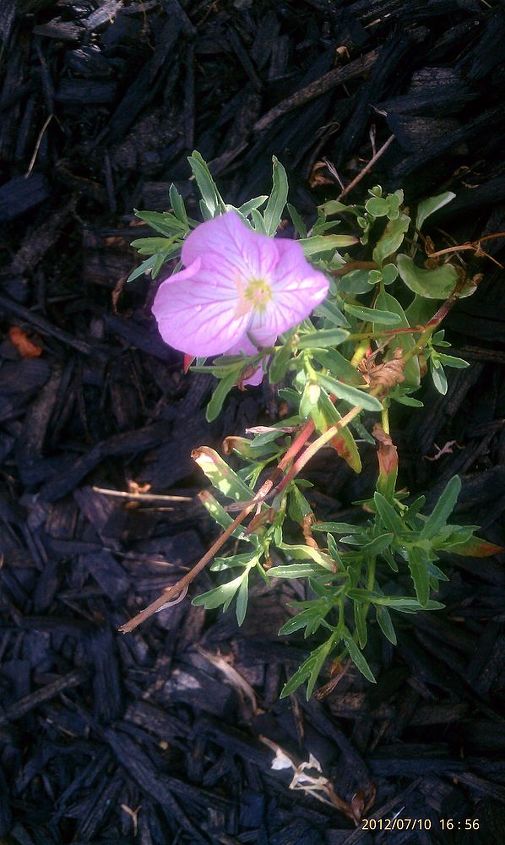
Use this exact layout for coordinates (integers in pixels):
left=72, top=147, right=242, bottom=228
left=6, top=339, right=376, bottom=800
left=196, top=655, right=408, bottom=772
left=151, top=212, right=329, bottom=374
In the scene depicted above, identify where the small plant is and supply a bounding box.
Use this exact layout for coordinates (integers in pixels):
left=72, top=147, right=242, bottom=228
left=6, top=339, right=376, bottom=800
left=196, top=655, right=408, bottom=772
left=119, top=152, right=501, bottom=698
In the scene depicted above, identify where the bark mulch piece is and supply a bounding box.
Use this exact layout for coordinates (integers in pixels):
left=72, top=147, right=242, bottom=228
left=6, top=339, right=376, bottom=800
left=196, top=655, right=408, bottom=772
left=1, top=1, right=505, bottom=842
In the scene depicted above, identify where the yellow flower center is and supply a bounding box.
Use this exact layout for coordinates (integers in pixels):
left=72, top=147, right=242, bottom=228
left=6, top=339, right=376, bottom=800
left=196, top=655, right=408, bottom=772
left=244, top=278, right=272, bottom=312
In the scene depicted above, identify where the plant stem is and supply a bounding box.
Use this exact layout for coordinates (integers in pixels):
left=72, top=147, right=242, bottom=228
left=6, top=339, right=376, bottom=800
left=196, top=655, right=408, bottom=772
left=381, top=405, right=390, bottom=435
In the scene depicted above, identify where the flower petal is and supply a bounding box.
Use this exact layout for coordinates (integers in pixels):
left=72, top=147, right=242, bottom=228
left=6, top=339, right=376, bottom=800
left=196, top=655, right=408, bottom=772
left=152, top=259, right=250, bottom=356
left=251, top=238, right=329, bottom=337
left=182, top=211, right=280, bottom=282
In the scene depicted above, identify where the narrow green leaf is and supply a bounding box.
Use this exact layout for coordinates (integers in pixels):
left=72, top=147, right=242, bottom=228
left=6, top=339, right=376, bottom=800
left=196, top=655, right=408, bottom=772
left=420, top=476, right=462, bottom=539
left=360, top=533, right=394, bottom=555
left=299, top=234, right=358, bottom=256
left=344, top=302, right=402, bottom=326
left=317, top=373, right=383, bottom=411
left=431, top=361, right=448, bottom=394
left=376, top=606, right=397, bottom=645
left=267, top=563, right=321, bottom=579
left=407, top=545, right=431, bottom=606
left=287, top=202, right=308, bottom=238
left=205, top=369, right=240, bottom=422
left=354, top=602, right=368, bottom=648
left=193, top=446, right=254, bottom=501
left=297, top=328, right=350, bottom=348
left=168, top=185, right=189, bottom=225
left=343, top=634, right=376, bottom=683
left=374, top=492, right=405, bottom=535
left=188, top=150, right=225, bottom=217
left=416, top=191, right=455, bottom=230
left=263, top=156, right=289, bottom=236
left=236, top=573, right=249, bottom=625
left=311, top=348, right=363, bottom=385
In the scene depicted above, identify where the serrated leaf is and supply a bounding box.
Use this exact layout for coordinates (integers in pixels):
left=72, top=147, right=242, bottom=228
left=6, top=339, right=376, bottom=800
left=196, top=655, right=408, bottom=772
left=420, top=476, right=461, bottom=539
left=372, top=213, right=410, bottom=265
left=416, top=191, right=455, bottom=230
left=263, top=156, right=289, bottom=236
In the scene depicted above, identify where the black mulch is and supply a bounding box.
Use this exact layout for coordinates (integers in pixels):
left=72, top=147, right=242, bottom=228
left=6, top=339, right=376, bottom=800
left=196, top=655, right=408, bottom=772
left=1, top=1, right=505, bottom=843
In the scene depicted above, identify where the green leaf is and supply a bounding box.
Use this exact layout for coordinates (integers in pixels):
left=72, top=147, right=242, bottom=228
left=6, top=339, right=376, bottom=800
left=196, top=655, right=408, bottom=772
left=188, top=150, right=225, bottom=217
left=374, top=289, right=420, bottom=387
left=376, top=606, right=397, bottom=645
left=312, top=521, right=362, bottom=534
left=313, top=300, right=350, bottom=328
left=236, top=195, right=268, bottom=216
left=168, top=185, right=189, bottom=225
left=134, top=209, right=187, bottom=237
left=382, top=263, right=399, bottom=285
left=354, top=602, right=368, bottom=648
left=360, top=533, right=394, bottom=556
left=407, top=545, right=431, bottom=606
left=431, top=360, right=448, bottom=394
left=287, top=202, right=308, bottom=238
left=372, top=213, right=410, bottom=266
left=281, top=637, right=335, bottom=699
left=365, top=196, right=390, bottom=217
left=437, top=353, right=469, bottom=369
left=317, top=373, right=383, bottom=411
left=311, top=348, right=363, bottom=385
left=313, top=388, right=362, bottom=473
left=267, top=563, right=322, bottom=579
left=416, top=191, right=455, bottom=230
left=279, top=543, right=336, bottom=571
left=299, top=234, right=358, bottom=256
left=127, top=254, right=159, bottom=283
left=198, top=491, right=252, bottom=541
left=373, top=492, right=405, bottom=536
left=420, top=476, right=461, bottom=539
left=344, top=302, right=402, bottom=326
left=236, top=573, right=250, bottom=625
left=192, top=446, right=254, bottom=502
left=269, top=342, right=293, bottom=383
left=297, top=328, right=350, bottom=349
left=263, top=156, right=289, bottom=236
left=397, top=254, right=476, bottom=300
left=206, top=369, right=241, bottom=422
left=193, top=574, right=243, bottom=610
left=338, top=270, right=371, bottom=295
left=443, top=535, right=504, bottom=557
left=343, top=634, right=376, bottom=683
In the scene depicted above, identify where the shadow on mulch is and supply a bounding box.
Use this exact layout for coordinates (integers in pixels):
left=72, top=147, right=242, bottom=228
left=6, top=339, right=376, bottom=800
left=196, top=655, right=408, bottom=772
left=1, top=1, right=505, bottom=842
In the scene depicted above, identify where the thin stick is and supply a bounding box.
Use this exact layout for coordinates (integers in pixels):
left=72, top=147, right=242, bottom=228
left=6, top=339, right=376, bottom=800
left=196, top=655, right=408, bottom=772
left=427, top=231, right=505, bottom=258
left=92, top=486, right=192, bottom=503
left=337, top=135, right=395, bottom=201
left=118, top=503, right=255, bottom=633
left=25, top=114, right=53, bottom=178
